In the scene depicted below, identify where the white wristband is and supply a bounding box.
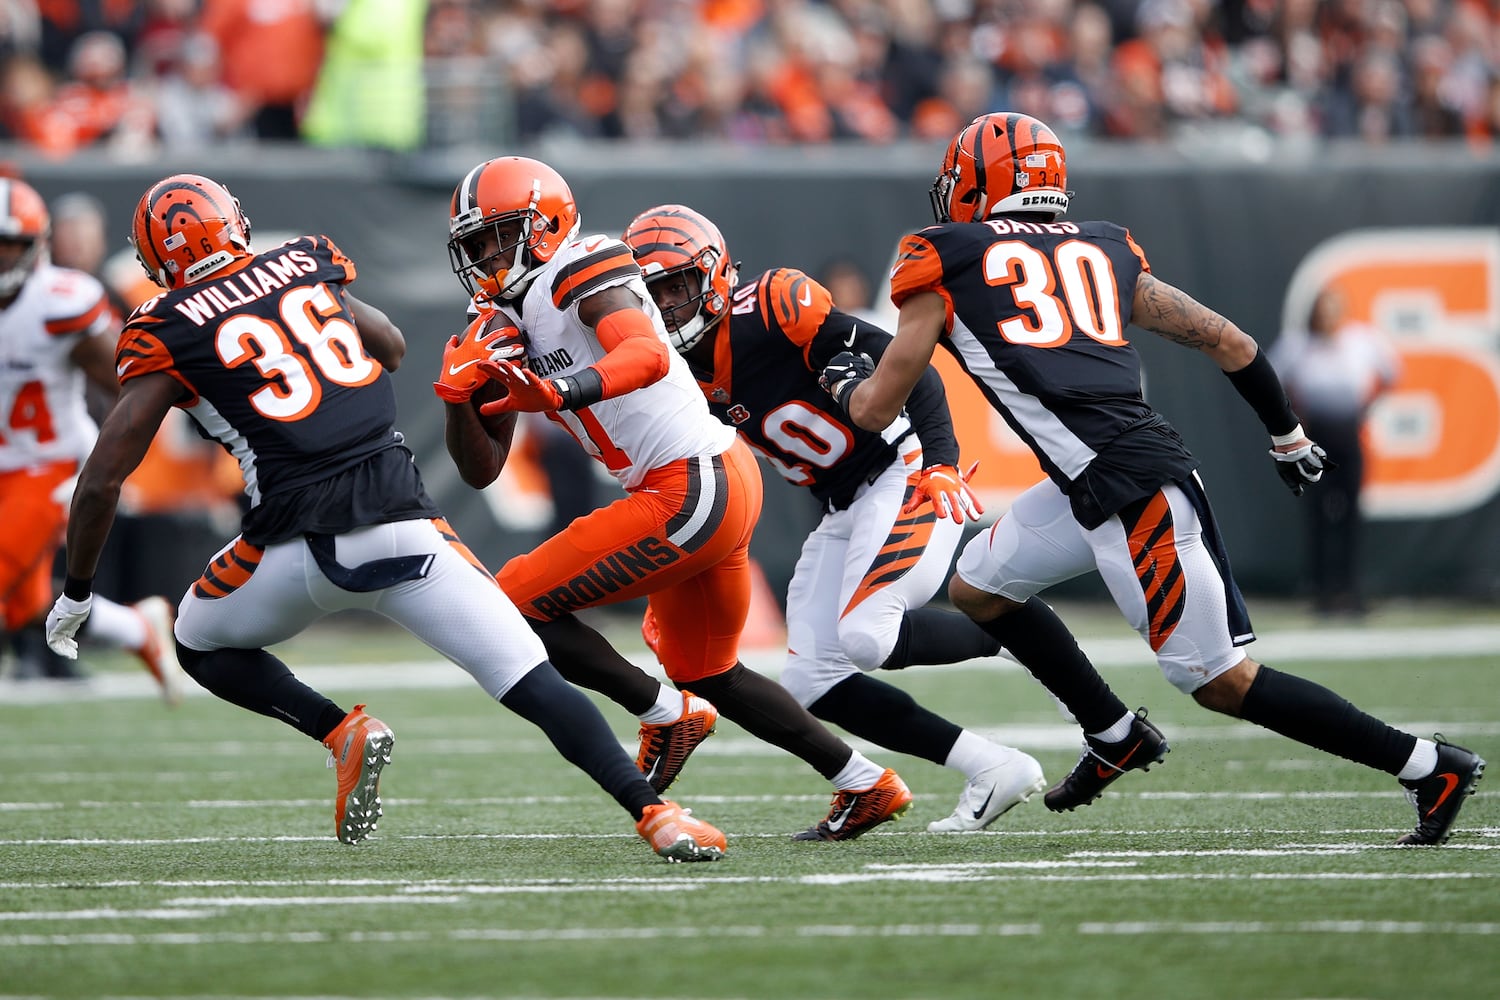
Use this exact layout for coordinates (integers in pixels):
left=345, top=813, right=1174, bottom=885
left=1271, top=424, right=1305, bottom=448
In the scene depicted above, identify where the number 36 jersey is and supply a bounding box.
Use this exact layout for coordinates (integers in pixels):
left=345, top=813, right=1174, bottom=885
left=116, top=236, right=434, bottom=542
left=890, top=218, right=1197, bottom=528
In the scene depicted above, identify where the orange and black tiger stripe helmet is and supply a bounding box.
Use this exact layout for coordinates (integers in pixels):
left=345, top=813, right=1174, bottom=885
left=131, top=174, right=252, bottom=290
left=621, top=204, right=735, bottom=353
left=0, top=177, right=50, bottom=298
left=930, top=113, right=1071, bottom=224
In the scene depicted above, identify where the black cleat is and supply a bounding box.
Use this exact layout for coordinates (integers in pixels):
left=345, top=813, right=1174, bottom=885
left=1044, top=707, right=1169, bottom=812
left=1397, top=736, right=1485, bottom=846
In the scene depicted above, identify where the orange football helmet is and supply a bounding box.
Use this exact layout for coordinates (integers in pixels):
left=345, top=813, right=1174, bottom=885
left=930, top=113, right=1071, bottom=224
left=131, top=174, right=252, bottom=290
left=621, top=204, right=735, bottom=353
left=0, top=178, right=49, bottom=298
left=449, top=156, right=579, bottom=303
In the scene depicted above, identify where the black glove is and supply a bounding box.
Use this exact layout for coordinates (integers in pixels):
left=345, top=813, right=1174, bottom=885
left=819, top=351, right=876, bottom=415
left=1270, top=442, right=1336, bottom=496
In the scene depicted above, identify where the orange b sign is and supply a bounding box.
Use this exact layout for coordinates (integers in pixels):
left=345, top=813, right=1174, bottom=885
left=1282, top=229, right=1500, bottom=518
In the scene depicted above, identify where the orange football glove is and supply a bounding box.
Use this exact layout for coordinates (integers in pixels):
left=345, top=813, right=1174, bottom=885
left=433, top=317, right=525, bottom=404
left=477, top=360, right=565, bottom=414
left=903, top=461, right=984, bottom=524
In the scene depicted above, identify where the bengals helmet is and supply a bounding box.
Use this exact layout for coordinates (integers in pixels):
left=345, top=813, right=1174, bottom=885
left=621, top=204, right=735, bottom=353
left=930, top=113, right=1071, bottom=224
left=131, top=174, right=252, bottom=290
left=449, top=156, right=579, bottom=303
left=0, top=178, right=49, bottom=298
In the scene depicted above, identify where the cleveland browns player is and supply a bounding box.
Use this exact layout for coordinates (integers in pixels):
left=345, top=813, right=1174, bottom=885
left=824, top=112, right=1483, bottom=845
left=46, top=173, right=728, bottom=862
left=622, top=204, right=1048, bottom=833
left=0, top=176, right=184, bottom=702
left=438, top=155, right=913, bottom=841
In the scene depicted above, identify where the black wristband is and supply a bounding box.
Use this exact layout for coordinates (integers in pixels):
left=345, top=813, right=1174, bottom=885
left=63, top=574, right=94, bottom=601
left=553, top=367, right=604, bottom=410
left=1223, top=349, right=1298, bottom=437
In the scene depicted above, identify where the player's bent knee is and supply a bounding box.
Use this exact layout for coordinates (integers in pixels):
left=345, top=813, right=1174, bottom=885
left=948, top=576, right=1020, bottom=622
left=837, top=629, right=888, bottom=672
left=1191, top=657, right=1260, bottom=716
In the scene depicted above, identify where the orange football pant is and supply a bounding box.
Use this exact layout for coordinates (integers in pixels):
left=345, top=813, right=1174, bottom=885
left=0, top=461, right=75, bottom=630
left=498, top=438, right=763, bottom=683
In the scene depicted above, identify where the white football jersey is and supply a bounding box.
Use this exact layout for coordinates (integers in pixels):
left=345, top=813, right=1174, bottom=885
left=514, top=234, right=735, bottom=490
left=0, top=264, right=112, bottom=472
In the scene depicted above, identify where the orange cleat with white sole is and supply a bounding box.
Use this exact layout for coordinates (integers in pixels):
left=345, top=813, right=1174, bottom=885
left=636, top=800, right=727, bottom=862
left=793, top=768, right=913, bottom=841
left=321, top=704, right=394, bottom=845
left=131, top=596, right=188, bottom=708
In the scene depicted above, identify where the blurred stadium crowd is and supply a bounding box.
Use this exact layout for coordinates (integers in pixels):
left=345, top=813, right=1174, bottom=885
left=0, top=0, right=1497, bottom=156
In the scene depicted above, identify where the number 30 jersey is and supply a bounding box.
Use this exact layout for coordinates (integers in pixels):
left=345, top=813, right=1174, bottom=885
left=890, top=218, right=1197, bottom=527
left=116, top=236, right=436, bottom=542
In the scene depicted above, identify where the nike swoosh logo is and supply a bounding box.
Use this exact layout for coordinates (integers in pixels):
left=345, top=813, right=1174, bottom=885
left=447, top=358, right=484, bottom=376
left=825, top=798, right=858, bottom=833
left=970, top=787, right=996, bottom=820
left=645, top=756, right=664, bottom=783
left=1424, top=772, right=1462, bottom=816
left=116, top=361, right=133, bottom=377
left=843, top=324, right=857, bottom=348
left=1096, top=739, right=1144, bottom=779
left=799, top=285, right=813, bottom=307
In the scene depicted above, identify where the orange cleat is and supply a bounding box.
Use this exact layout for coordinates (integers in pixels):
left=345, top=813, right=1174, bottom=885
left=321, top=704, right=394, bottom=845
left=636, top=690, right=718, bottom=793
left=793, top=768, right=913, bottom=841
left=636, top=800, right=727, bottom=862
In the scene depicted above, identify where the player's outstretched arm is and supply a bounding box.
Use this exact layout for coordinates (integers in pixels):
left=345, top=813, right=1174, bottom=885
left=65, top=372, right=180, bottom=586
left=347, top=293, right=405, bottom=371
left=1134, top=272, right=1333, bottom=493
left=1132, top=272, right=1258, bottom=371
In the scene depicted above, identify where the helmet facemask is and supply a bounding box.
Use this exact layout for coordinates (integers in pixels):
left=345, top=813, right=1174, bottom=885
left=645, top=253, right=724, bottom=354
left=0, top=236, right=42, bottom=298
left=449, top=213, right=536, bottom=303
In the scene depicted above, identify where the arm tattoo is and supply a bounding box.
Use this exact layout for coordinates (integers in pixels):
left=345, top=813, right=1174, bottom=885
left=1134, top=274, right=1230, bottom=350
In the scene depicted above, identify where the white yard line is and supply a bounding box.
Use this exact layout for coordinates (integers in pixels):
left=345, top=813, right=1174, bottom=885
left=2, top=919, right=1496, bottom=949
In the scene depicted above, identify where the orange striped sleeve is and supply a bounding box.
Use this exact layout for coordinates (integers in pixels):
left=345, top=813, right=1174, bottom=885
left=117, top=318, right=198, bottom=402
left=887, top=233, right=945, bottom=307
left=318, top=235, right=358, bottom=283
left=888, top=232, right=954, bottom=331
left=759, top=268, right=833, bottom=350
left=551, top=243, right=640, bottom=311
left=45, top=294, right=109, bottom=337
left=1122, top=228, right=1151, bottom=273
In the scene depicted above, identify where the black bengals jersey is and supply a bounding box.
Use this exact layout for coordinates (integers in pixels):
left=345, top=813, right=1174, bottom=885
left=691, top=267, right=959, bottom=510
left=890, top=217, right=1197, bottom=527
left=116, top=235, right=438, bottom=544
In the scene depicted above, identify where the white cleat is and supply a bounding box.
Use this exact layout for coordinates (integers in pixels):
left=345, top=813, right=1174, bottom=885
left=927, top=748, right=1046, bottom=833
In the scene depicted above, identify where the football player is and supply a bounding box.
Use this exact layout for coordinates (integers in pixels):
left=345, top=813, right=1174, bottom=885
left=46, top=173, right=726, bottom=862
left=439, top=156, right=912, bottom=841
left=823, top=112, right=1484, bottom=846
left=622, top=204, right=1047, bottom=833
left=0, top=177, right=184, bottom=703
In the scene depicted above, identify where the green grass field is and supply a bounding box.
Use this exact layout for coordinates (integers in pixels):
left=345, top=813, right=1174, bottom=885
left=2, top=604, right=1497, bottom=999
